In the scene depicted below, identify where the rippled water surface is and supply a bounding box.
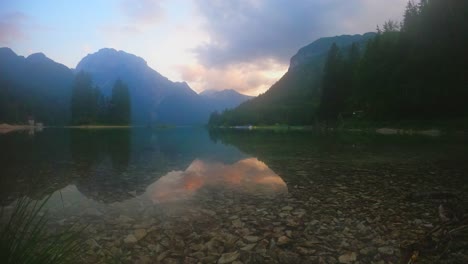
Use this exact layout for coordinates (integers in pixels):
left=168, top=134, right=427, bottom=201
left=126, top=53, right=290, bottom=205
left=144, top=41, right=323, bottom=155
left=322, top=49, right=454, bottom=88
left=1, top=128, right=467, bottom=263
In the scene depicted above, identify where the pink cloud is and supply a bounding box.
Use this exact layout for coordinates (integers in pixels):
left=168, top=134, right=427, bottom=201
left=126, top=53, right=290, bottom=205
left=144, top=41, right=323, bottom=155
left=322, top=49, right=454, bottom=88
left=120, top=0, right=165, bottom=25
left=178, top=60, right=287, bottom=96
left=148, top=158, right=287, bottom=204
left=0, top=12, right=29, bottom=45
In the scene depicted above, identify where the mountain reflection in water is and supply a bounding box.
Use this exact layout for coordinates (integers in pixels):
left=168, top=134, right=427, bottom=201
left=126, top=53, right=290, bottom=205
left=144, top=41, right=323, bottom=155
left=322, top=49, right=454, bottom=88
left=148, top=158, right=288, bottom=203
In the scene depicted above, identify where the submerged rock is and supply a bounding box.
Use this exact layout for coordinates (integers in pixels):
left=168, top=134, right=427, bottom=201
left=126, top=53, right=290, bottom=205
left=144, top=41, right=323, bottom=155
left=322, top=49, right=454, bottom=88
left=124, top=234, right=138, bottom=244
left=338, top=252, right=357, bottom=263
left=218, top=251, right=240, bottom=263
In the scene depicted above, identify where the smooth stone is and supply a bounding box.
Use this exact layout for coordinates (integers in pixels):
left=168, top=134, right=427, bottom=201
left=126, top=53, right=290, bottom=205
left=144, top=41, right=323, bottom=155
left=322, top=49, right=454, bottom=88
left=378, top=246, right=395, bottom=255
left=134, top=229, right=147, bottom=240
left=83, top=208, right=103, bottom=216
left=191, top=251, right=205, bottom=259
left=117, top=215, right=134, bottom=223
left=338, top=252, right=357, bottom=263
left=240, top=243, right=256, bottom=251
left=124, top=234, right=138, bottom=244
left=297, top=247, right=316, bottom=255
left=218, top=251, right=240, bottom=264
left=85, top=239, right=100, bottom=249
left=277, top=235, right=291, bottom=245
left=232, top=219, right=243, bottom=228
left=360, top=247, right=377, bottom=255
left=243, top=236, right=260, bottom=243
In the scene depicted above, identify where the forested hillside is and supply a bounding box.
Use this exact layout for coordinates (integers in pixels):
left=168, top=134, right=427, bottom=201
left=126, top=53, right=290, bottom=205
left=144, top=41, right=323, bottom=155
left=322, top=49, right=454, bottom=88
left=210, top=0, right=468, bottom=126
left=318, top=0, right=468, bottom=122
left=0, top=49, right=74, bottom=125
left=209, top=33, right=374, bottom=126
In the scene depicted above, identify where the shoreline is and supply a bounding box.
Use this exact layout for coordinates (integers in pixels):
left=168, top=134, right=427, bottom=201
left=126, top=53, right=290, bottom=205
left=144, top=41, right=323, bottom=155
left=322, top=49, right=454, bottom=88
left=209, top=125, right=468, bottom=137
left=0, top=123, right=39, bottom=134
left=63, top=125, right=134, bottom=129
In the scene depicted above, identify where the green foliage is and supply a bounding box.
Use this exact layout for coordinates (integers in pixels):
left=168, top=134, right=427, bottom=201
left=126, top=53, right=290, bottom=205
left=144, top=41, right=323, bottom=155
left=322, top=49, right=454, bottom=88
left=207, top=34, right=375, bottom=127
left=109, top=79, right=131, bottom=125
left=349, top=0, right=468, bottom=121
left=211, top=0, right=468, bottom=126
left=71, top=71, right=100, bottom=125
left=71, top=73, right=131, bottom=125
left=0, top=197, right=85, bottom=264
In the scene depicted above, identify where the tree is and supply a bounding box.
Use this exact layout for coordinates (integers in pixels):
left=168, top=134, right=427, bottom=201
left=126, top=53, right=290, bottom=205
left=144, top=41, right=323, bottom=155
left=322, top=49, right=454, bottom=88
left=109, top=79, right=131, bottom=125
left=71, top=71, right=100, bottom=125
left=317, top=43, right=345, bottom=122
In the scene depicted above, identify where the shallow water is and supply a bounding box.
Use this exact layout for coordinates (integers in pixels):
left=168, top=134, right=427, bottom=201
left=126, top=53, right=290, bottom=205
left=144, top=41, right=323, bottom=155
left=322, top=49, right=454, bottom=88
left=1, top=128, right=467, bottom=263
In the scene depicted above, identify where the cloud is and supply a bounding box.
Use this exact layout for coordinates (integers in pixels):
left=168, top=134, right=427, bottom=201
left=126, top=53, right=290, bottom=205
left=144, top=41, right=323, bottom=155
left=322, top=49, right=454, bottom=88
left=120, top=0, right=165, bottom=25
left=148, top=158, right=287, bottom=203
left=0, top=11, right=29, bottom=45
left=178, top=59, right=286, bottom=96
left=186, top=0, right=408, bottom=95
left=193, top=0, right=408, bottom=67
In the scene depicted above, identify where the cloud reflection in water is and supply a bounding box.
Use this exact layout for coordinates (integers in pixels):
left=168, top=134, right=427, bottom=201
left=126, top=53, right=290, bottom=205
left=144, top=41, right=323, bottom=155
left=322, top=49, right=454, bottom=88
left=148, top=158, right=287, bottom=203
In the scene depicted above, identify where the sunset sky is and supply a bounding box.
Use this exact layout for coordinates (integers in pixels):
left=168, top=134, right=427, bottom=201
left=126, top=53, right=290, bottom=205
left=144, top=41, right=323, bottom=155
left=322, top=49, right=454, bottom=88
left=0, top=0, right=408, bottom=95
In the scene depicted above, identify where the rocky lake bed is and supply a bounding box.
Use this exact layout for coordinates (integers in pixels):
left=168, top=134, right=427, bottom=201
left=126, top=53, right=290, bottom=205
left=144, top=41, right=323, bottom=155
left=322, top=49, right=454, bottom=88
left=1, top=128, right=467, bottom=263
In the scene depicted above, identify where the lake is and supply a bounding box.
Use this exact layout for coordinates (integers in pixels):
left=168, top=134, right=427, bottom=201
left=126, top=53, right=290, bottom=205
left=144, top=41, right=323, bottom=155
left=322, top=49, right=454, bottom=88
left=1, top=128, right=467, bottom=263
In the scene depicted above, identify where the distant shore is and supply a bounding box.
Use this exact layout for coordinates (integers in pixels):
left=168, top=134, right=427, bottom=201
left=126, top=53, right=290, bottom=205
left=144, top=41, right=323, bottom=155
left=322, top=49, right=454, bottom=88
left=64, top=125, right=133, bottom=129
left=0, top=123, right=38, bottom=134
left=211, top=125, right=467, bottom=137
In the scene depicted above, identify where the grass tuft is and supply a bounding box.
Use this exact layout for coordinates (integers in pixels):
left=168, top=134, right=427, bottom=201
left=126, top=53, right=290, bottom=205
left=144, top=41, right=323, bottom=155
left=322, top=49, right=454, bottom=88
left=0, top=196, right=86, bottom=264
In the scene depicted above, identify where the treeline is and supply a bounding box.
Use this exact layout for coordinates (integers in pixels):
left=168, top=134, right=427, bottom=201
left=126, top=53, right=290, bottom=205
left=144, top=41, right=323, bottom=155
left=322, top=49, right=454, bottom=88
left=209, top=0, right=468, bottom=126
left=71, top=71, right=131, bottom=125
left=318, top=0, right=468, bottom=122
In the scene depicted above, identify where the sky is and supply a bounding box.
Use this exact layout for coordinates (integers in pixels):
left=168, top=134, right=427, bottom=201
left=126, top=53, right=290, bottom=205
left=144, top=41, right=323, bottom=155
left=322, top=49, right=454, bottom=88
left=0, top=0, right=408, bottom=96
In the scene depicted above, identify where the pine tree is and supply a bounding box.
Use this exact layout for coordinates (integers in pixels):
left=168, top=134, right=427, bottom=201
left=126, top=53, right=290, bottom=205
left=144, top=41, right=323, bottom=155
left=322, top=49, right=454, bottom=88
left=109, top=79, right=131, bottom=125
left=318, top=43, right=345, bottom=121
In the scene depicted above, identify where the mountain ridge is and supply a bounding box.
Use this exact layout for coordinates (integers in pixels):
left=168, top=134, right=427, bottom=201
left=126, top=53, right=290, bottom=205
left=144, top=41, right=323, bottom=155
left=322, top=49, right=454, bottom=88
left=209, top=33, right=375, bottom=125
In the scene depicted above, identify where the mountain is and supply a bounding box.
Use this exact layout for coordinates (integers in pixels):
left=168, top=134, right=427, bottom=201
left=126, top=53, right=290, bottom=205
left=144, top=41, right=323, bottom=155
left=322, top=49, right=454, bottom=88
left=200, top=89, right=253, bottom=112
left=289, top=33, right=376, bottom=70
left=0, top=47, right=252, bottom=126
left=76, top=49, right=253, bottom=125
left=0, top=47, right=74, bottom=124
left=209, top=33, right=375, bottom=126
left=76, top=48, right=199, bottom=125
left=154, top=89, right=252, bottom=125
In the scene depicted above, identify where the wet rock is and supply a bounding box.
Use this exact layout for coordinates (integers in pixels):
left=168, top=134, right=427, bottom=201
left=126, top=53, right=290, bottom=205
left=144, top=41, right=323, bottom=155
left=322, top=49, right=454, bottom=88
left=124, top=234, right=138, bottom=244
left=201, top=256, right=219, bottom=263
left=243, top=236, right=260, bottom=243
left=83, top=208, right=103, bottom=216
left=184, top=256, right=198, bottom=264
left=359, top=247, right=377, bottom=255
left=218, top=251, right=239, bottom=264
left=157, top=251, right=169, bottom=262
left=134, top=229, right=147, bottom=240
left=378, top=246, right=395, bottom=255
left=278, top=251, right=300, bottom=263
left=163, top=258, right=178, bottom=264
left=117, top=215, right=134, bottom=223
left=296, top=246, right=315, bottom=255
left=190, top=251, right=205, bottom=259
left=277, top=236, right=291, bottom=245
left=136, top=256, right=152, bottom=264
left=240, top=243, right=256, bottom=251
left=86, top=238, right=100, bottom=249
left=338, top=252, right=357, bottom=263
left=232, top=219, right=243, bottom=228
